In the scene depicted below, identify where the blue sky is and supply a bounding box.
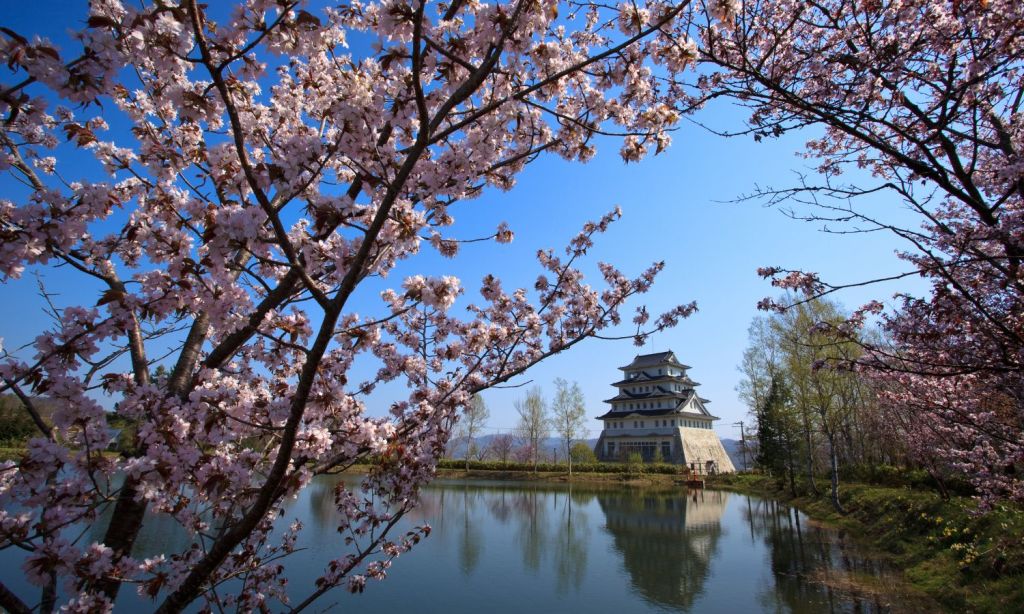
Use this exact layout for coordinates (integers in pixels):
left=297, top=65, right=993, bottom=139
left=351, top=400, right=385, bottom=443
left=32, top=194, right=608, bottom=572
left=0, top=4, right=928, bottom=441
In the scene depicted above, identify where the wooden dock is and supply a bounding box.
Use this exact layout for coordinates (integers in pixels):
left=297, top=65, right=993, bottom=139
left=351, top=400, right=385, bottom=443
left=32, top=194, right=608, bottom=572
left=674, top=477, right=705, bottom=489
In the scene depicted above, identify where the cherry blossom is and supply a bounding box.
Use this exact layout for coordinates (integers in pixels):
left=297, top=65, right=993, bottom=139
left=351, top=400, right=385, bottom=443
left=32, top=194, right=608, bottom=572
left=0, top=0, right=698, bottom=610
left=690, top=0, right=1024, bottom=507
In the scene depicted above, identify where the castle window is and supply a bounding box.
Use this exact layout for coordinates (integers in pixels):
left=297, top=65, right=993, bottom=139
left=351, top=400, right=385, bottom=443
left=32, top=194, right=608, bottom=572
left=671, top=419, right=675, bottom=426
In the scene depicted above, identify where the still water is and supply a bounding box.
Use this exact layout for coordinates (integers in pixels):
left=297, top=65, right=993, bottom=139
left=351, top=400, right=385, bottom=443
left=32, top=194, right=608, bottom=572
left=4, top=478, right=929, bottom=612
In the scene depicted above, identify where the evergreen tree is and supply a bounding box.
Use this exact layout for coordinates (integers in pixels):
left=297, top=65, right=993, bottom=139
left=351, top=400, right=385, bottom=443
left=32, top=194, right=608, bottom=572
left=755, top=377, right=788, bottom=483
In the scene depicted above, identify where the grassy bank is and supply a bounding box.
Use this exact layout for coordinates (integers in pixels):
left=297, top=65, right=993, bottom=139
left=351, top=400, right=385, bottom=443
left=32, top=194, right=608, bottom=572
left=432, top=466, right=684, bottom=486
left=429, top=458, right=703, bottom=486
left=0, top=447, right=24, bottom=461
left=709, top=473, right=1024, bottom=613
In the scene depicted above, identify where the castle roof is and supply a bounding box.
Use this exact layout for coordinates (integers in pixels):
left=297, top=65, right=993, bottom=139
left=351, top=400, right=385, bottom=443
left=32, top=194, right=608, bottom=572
left=618, top=351, right=690, bottom=371
left=611, top=373, right=699, bottom=387
left=595, top=407, right=720, bottom=420
left=595, top=407, right=681, bottom=419
left=603, top=388, right=696, bottom=404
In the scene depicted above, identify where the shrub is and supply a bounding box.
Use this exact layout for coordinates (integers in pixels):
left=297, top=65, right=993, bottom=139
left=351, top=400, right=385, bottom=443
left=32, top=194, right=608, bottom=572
left=569, top=442, right=597, bottom=464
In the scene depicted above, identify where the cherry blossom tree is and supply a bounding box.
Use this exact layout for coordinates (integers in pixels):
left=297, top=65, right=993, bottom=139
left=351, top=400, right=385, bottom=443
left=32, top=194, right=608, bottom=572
left=669, top=0, right=1024, bottom=506
left=0, top=0, right=702, bottom=610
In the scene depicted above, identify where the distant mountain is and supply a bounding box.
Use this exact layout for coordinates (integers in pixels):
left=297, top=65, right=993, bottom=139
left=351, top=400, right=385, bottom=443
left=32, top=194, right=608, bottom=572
left=449, top=434, right=751, bottom=468
left=446, top=434, right=597, bottom=461
left=720, top=438, right=752, bottom=471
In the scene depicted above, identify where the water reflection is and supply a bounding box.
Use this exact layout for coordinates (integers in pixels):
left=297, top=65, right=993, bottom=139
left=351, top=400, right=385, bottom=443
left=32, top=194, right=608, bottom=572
left=599, top=489, right=727, bottom=610
left=2, top=478, right=929, bottom=612
left=412, top=482, right=593, bottom=591
left=742, top=497, right=905, bottom=613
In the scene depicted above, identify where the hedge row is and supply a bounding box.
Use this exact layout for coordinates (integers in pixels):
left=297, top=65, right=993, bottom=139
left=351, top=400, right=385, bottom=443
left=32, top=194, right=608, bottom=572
left=435, top=458, right=686, bottom=475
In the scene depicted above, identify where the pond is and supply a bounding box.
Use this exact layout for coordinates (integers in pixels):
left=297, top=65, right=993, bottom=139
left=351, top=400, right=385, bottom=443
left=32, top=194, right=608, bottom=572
left=2, top=477, right=933, bottom=612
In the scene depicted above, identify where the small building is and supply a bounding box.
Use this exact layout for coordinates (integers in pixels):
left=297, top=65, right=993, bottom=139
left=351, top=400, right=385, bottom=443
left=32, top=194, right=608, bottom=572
left=594, top=351, right=736, bottom=474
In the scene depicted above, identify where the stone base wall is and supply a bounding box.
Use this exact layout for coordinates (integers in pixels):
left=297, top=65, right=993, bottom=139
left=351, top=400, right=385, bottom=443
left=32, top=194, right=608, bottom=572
left=677, top=427, right=736, bottom=474
left=593, top=427, right=736, bottom=473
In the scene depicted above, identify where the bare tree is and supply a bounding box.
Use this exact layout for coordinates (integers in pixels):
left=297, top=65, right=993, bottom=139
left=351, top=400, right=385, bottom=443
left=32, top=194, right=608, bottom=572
left=514, top=387, right=550, bottom=472
left=457, top=394, right=490, bottom=470
left=488, top=434, right=515, bottom=464
left=550, top=378, right=587, bottom=478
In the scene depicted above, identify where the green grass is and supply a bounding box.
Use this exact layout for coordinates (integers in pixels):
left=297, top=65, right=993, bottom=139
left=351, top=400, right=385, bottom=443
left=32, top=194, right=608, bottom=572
left=709, top=473, right=1024, bottom=613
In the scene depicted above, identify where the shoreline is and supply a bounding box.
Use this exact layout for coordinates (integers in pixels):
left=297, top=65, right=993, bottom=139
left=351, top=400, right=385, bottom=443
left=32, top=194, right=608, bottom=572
left=432, top=466, right=684, bottom=486
left=7, top=446, right=1018, bottom=611
left=706, top=473, right=1023, bottom=613
left=408, top=467, right=1023, bottom=612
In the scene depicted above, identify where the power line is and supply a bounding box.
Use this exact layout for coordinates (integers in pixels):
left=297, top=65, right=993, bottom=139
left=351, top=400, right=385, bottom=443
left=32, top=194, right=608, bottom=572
left=732, top=420, right=749, bottom=470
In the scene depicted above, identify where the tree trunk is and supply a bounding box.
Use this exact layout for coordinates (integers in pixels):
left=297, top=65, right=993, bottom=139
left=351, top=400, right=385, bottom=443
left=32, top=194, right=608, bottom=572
left=785, top=433, right=798, bottom=497
left=824, top=425, right=844, bottom=513
left=566, top=437, right=572, bottom=479
left=801, top=412, right=819, bottom=495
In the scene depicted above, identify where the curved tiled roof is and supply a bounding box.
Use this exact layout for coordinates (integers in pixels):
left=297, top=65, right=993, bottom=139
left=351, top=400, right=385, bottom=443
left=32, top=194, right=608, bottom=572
left=618, top=351, right=690, bottom=371
left=595, top=407, right=683, bottom=419
left=596, top=408, right=720, bottom=420
left=603, top=388, right=694, bottom=404
left=611, top=373, right=698, bottom=388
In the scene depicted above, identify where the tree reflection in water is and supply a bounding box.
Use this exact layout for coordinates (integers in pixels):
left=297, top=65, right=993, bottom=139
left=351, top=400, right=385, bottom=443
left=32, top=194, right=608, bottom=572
left=553, top=486, right=590, bottom=595
left=742, top=495, right=922, bottom=613
left=40, top=478, right=931, bottom=611
left=413, top=481, right=596, bottom=591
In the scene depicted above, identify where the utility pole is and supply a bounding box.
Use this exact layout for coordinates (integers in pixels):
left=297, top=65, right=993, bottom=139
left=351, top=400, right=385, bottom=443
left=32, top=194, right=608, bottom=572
left=733, top=421, right=748, bottom=471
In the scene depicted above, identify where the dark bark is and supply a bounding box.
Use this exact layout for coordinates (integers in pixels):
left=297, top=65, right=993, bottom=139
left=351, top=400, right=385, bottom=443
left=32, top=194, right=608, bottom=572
left=802, top=411, right=819, bottom=495
left=824, top=425, right=845, bottom=514
left=0, top=581, right=31, bottom=614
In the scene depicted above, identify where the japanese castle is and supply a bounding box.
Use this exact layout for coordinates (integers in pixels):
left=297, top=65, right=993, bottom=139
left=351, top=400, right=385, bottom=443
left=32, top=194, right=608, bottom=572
left=594, top=351, right=736, bottom=474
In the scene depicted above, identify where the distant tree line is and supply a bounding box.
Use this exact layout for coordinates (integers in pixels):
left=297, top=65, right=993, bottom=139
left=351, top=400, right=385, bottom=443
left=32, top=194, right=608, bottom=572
left=450, top=380, right=594, bottom=473
left=0, top=394, right=54, bottom=446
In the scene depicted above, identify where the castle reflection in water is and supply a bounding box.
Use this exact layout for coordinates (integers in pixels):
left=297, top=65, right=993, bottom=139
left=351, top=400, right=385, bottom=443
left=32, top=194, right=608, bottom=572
left=400, top=480, right=910, bottom=613
left=47, top=477, right=916, bottom=612
left=598, top=489, right=728, bottom=610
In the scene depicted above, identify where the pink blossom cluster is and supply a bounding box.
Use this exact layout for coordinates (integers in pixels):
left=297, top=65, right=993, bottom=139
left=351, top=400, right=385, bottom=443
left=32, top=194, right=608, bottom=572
left=0, top=0, right=699, bottom=610
left=694, top=0, right=1024, bottom=508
